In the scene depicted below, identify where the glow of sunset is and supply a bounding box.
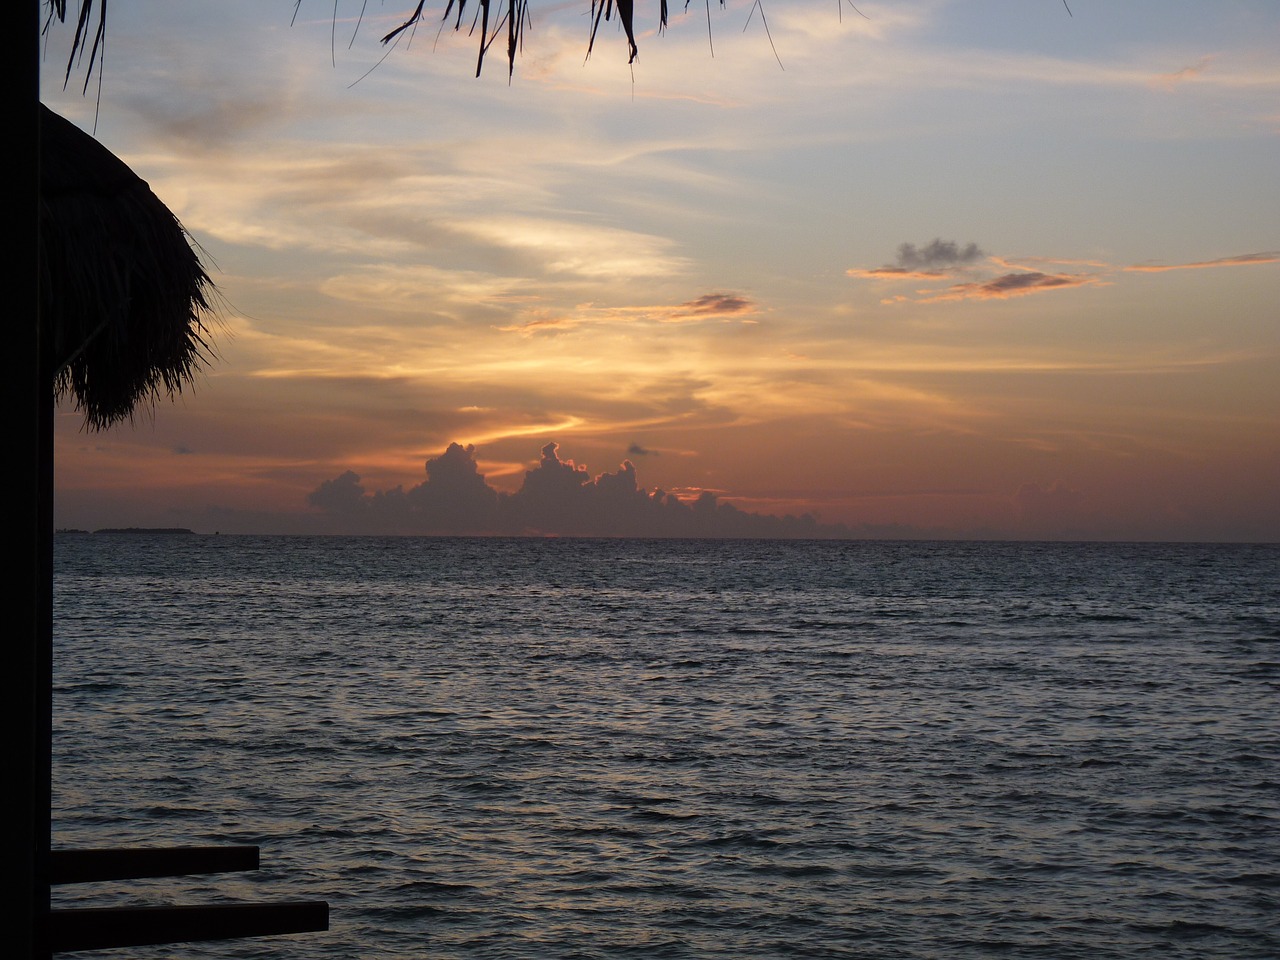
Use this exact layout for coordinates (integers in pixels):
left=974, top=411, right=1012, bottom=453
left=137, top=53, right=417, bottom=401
left=45, top=1, right=1280, bottom=540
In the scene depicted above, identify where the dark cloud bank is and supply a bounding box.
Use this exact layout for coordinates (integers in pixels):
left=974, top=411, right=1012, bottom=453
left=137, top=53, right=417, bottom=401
left=308, top=442, right=851, bottom=538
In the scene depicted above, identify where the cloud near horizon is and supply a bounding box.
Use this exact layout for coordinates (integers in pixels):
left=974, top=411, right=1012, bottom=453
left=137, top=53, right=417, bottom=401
left=307, top=441, right=842, bottom=538
left=1012, top=480, right=1095, bottom=539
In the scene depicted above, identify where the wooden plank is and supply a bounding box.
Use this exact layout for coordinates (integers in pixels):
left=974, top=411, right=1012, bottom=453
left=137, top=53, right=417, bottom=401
left=50, top=846, right=260, bottom=884
left=49, top=901, right=329, bottom=952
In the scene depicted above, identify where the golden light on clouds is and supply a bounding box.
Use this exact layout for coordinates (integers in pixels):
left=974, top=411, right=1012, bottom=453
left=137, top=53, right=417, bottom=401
left=457, top=216, right=687, bottom=279
left=318, top=264, right=536, bottom=312
left=44, top=1, right=1280, bottom=541
left=917, top=271, right=1105, bottom=303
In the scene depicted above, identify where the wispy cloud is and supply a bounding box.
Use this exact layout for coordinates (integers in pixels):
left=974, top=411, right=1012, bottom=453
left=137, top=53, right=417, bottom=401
left=665, top=293, right=757, bottom=321
left=1124, top=252, right=1280, bottom=272
left=990, top=255, right=1111, bottom=271
left=850, top=266, right=950, bottom=280
left=850, top=240, right=1101, bottom=303
left=921, top=271, right=1102, bottom=302
left=860, top=247, right=1277, bottom=302
left=455, top=217, right=688, bottom=280
left=497, top=292, right=757, bottom=335
left=1150, top=55, right=1215, bottom=92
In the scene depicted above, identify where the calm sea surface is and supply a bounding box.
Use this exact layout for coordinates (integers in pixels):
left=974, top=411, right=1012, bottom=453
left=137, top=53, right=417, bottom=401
left=52, top=536, right=1279, bottom=959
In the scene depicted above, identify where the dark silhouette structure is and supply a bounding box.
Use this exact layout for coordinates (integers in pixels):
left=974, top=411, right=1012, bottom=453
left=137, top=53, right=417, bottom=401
left=26, top=45, right=326, bottom=960
left=39, top=105, right=215, bottom=429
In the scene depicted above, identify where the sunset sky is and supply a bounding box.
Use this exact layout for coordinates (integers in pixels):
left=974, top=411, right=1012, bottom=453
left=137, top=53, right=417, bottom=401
left=42, top=1, right=1279, bottom=540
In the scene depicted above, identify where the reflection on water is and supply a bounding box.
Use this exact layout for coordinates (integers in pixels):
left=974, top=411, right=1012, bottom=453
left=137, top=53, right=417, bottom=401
left=54, top=536, right=1280, bottom=959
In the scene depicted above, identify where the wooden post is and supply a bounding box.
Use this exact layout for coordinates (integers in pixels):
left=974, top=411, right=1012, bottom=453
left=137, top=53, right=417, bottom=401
left=14, top=2, right=52, bottom=956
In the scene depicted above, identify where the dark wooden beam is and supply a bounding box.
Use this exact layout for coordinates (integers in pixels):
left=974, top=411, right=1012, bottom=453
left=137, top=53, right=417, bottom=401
left=51, top=846, right=261, bottom=884
left=50, top=901, right=330, bottom=953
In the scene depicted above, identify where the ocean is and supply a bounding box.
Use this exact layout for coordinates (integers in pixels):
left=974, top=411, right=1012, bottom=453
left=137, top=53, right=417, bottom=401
left=51, top=535, right=1279, bottom=959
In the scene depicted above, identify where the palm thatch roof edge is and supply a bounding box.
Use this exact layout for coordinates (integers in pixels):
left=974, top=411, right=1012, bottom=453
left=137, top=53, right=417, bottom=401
left=39, top=104, right=216, bottom=429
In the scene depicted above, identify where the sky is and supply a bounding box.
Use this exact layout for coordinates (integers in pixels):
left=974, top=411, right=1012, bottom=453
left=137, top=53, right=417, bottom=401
left=41, top=0, right=1280, bottom=540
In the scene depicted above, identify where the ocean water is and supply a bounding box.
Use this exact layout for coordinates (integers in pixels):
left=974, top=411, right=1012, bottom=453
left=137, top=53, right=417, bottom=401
left=52, top=535, right=1279, bottom=959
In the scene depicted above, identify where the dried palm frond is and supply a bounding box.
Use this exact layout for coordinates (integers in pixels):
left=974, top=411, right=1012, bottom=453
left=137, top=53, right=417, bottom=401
left=39, top=105, right=216, bottom=429
left=44, top=0, right=106, bottom=93
left=378, top=2, right=704, bottom=76
left=50, top=2, right=1077, bottom=85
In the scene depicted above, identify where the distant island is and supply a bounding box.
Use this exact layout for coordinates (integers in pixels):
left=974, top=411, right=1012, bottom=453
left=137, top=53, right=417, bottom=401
left=90, top=528, right=196, bottom=535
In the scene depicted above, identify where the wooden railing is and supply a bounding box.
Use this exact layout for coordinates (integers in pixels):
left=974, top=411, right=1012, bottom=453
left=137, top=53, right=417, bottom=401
left=49, top=845, right=329, bottom=953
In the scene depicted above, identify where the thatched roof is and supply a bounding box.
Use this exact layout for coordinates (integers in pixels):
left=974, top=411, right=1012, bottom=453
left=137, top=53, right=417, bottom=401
left=39, top=104, right=215, bottom=429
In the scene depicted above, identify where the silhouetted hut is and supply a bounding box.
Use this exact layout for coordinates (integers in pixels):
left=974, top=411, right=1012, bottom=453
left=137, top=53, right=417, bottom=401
left=39, top=104, right=215, bottom=428
left=30, top=109, right=323, bottom=957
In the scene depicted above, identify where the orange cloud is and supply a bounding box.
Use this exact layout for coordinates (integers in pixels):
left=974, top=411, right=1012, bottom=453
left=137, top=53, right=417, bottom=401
left=673, top=293, right=753, bottom=315
left=663, top=292, right=756, bottom=322
left=498, top=292, right=756, bottom=334
left=847, top=266, right=950, bottom=280
left=1124, top=252, right=1280, bottom=273
left=920, top=271, right=1101, bottom=302
left=855, top=242, right=1279, bottom=306
left=989, top=255, right=1112, bottom=271
left=497, top=314, right=582, bottom=335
